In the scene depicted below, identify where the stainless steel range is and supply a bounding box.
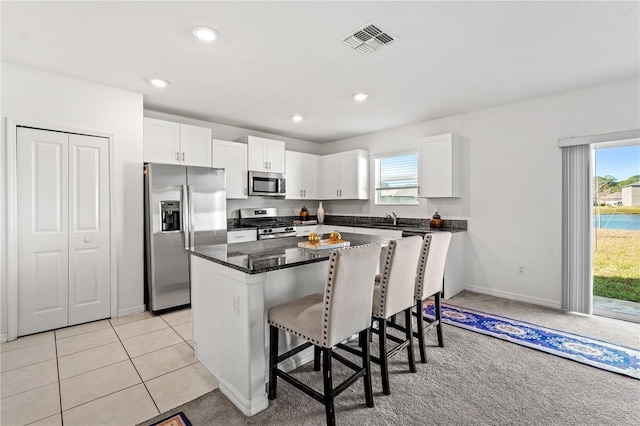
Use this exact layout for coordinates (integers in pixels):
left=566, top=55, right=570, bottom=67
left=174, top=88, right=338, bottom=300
left=239, top=207, right=296, bottom=240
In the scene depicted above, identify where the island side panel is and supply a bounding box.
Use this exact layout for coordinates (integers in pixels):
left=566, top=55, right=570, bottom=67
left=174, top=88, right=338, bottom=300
left=191, top=255, right=269, bottom=416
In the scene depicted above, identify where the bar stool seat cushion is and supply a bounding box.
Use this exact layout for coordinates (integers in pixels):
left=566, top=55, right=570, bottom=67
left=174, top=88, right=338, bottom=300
left=269, top=293, right=324, bottom=346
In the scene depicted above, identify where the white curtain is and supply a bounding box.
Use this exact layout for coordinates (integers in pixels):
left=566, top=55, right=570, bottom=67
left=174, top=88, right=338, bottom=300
left=561, top=144, right=592, bottom=314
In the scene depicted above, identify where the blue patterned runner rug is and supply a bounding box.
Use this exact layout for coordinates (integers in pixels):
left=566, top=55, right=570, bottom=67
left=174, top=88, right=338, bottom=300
left=423, top=303, right=640, bottom=379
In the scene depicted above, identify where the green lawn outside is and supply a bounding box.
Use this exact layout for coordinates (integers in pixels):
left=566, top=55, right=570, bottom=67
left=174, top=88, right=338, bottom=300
left=593, top=206, right=640, bottom=215
left=593, top=229, right=640, bottom=303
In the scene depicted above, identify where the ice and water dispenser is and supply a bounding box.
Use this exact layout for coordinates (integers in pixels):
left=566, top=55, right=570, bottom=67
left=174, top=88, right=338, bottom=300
left=160, top=201, right=181, bottom=232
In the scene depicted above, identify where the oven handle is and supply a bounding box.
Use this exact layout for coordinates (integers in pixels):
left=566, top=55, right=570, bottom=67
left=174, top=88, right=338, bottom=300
left=258, top=231, right=297, bottom=240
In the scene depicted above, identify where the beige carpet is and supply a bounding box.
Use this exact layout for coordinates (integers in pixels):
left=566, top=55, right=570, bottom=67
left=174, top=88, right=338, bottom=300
left=140, top=291, right=640, bottom=426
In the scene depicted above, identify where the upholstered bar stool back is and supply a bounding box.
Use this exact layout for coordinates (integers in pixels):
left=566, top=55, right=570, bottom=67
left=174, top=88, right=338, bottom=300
left=414, top=232, right=452, bottom=363
left=374, top=236, right=423, bottom=319
left=370, top=235, right=423, bottom=395
left=324, top=243, right=383, bottom=347
left=268, top=243, right=381, bottom=426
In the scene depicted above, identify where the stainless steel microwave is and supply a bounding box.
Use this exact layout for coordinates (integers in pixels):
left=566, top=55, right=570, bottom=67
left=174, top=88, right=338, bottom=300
left=248, top=171, right=286, bottom=197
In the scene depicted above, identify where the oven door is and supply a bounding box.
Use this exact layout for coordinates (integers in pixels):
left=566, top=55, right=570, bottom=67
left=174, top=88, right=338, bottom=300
left=248, top=171, right=286, bottom=196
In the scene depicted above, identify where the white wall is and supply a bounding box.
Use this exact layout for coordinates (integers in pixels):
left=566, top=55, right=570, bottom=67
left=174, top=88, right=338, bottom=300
left=1, top=62, right=144, bottom=337
left=321, top=77, right=640, bottom=308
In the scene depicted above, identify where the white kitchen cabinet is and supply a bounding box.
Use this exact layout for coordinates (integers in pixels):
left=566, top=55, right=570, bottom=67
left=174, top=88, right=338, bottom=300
left=227, top=229, right=257, bottom=243
left=442, top=232, right=465, bottom=298
left=317, top=225, right=355, bottom=235
left=212, top=140, right=248, bottom=199
left=285, top=151, right=319, bottom=200
left=320, top=149, right=369, bottom=200
left=353, top=227, right=402, bottom=238
left=295, top=225, right=318, bottom=237
left=143, top=117, right=212, bottom=167
left=247, top=136, right=285, bottom=173
left=419, top=133, right=460, bottom=198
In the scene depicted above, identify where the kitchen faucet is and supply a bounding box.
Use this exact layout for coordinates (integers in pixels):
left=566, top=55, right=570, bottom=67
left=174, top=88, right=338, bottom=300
left=386, top=212, right=397, bottom=226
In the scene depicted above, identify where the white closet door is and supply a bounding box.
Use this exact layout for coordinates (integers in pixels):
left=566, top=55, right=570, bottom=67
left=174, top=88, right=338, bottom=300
left=17, top=128, right=70, bottom=336
left=68, top=134, right=110, bottom=325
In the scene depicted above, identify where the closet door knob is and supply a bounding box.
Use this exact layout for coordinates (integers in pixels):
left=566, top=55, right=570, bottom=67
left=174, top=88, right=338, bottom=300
left=84, top=238, right=91, bottom=243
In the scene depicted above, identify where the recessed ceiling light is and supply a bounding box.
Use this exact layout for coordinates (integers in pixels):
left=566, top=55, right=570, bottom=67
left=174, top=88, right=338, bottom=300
left=149, top=78, right=170, bottom=88
left=291, top=115, right=304, bottom=122
left=192, top=26, right=219, bottom=42
left=353, top=92, right=369, bottom=101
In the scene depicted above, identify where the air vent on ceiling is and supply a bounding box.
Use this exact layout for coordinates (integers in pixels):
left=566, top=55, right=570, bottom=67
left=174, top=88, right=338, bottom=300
left=342, top=22, right=396, bottom=54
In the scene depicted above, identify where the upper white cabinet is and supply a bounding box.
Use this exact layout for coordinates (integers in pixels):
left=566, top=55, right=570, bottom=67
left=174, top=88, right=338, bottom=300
left=212, top=140, right=248, bottom=199
left=285, top=151, right=319, bottom=200
left=320, top=149, right=369, bottom=200
left=419, top=133, right=460, bottom=198
left=247, top=136, right=285, bottom=173
left=143, top=117, right=212, bottom=167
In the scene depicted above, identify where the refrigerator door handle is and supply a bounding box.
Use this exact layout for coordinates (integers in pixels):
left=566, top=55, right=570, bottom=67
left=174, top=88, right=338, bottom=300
left=187, top=185, right=195, bottom=249
left=182, top=184, right=189, bottom=250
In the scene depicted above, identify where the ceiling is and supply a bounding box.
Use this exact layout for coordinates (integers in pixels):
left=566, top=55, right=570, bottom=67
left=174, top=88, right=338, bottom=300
left=2, top=1, right=638, bottom=143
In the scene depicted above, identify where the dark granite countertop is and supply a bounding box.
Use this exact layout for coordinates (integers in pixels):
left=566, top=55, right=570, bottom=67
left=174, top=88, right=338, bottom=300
left=348, top=223, right=465, bottom=234
left=187, top=232, right=391, bottom=275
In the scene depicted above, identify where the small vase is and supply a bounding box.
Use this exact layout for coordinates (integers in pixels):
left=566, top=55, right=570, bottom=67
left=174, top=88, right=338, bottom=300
left=317, top=202, right=325, bottom=224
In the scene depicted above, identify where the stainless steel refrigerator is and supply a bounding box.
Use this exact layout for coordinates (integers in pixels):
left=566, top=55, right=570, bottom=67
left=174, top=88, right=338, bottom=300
left=144, top=163, right=227, bottom=312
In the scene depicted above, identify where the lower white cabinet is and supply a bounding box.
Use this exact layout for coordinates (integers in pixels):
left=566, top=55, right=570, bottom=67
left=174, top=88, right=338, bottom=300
left=317, top=225, right=355, bottom=235
left=227, top=229, right=257, bottom=243
left=354, top=227, right=403, bottom=238
left=295, top=225, right=318, bottom=237
left=442, top=232, right=465, bottom=298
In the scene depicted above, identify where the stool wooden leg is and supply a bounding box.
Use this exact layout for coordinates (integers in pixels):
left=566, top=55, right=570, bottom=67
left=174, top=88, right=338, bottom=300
left=405, top=307, right=416, bottom=373
left=416, top=299, right=427, bottom=363
left=322, top=347, right=335, bottom=426
left=360, top=329, right=374, bottom=408
left=378, top=318, right=390, bottom=395
left=268, top=326, right=279, bottom=400
left=314, top=346, right=321, bottom=371
left=435, top=292, right=444, bottom=347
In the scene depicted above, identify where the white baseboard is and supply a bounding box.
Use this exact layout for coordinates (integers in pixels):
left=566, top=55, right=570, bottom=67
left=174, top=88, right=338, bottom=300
left=219, top=376, right=269, bottom=416
left=1, top=333, right=7, bottom=343
left=463, top=285, right=562, bottom=310
left=279, top=346, right=314, bottom=374
left=117, top=304, right=146, bottom=318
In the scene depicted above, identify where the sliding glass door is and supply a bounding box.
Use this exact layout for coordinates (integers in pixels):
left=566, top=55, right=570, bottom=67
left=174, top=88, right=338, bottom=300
left=592, top=143, right=640, bottom=322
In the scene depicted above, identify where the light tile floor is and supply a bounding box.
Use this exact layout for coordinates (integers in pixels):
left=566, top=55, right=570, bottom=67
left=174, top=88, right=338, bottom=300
left=0, top=308, right=218, bottom=426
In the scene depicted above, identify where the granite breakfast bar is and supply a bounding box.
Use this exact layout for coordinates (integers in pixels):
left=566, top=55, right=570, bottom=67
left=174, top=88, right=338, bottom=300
left=187, top=233, right=390, bottom=416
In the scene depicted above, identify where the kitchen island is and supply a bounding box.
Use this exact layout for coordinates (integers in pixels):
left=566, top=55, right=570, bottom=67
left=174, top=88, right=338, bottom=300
left=187, top=233, right=390, bottom=416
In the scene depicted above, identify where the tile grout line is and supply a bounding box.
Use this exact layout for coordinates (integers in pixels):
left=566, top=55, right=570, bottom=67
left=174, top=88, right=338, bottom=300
left=55, top=329, right=65, bottom=426
left=112, top=317, right=162, bottom=416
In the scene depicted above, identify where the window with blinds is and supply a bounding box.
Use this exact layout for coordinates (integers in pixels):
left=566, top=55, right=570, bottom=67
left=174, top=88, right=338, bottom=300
left=374, top=152, right=419, bottom=205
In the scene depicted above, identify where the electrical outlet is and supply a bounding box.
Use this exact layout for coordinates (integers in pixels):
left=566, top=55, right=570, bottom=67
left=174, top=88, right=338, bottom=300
left=233, top=296, right=240, bottom=315
left=517, top=265, right=526, bottom=275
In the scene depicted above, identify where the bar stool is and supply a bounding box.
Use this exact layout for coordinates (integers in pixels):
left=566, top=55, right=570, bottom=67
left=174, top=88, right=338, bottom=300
left=414, top=232, right=452, bottom=363
left=369, top=236, right=423, bottom=395
left=337, top=236, right=423, bottom=395
left=267, top=243, right=381, bottom=426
